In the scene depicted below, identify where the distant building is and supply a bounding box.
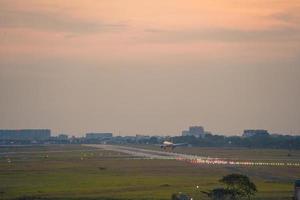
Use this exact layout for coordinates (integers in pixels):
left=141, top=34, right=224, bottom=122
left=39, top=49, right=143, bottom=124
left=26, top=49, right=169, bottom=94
left=181, top=130, right=190, bottom=136
left=136, top=134, right=150, bottom=141
left=0, top=129, right=51, bottom=141
left=243, top=129, right=269, bottom=137
left=57, top=134, right=68, bottom=140
left=182, top=126, right=205, bottom=138
left=295, top=180, right=300, bottom=200
left=85, top=133, right=113, bottom=140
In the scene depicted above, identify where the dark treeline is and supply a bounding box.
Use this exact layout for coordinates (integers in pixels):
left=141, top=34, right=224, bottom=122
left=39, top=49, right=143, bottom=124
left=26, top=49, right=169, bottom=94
left=2, top=133, right=299, bottom=150
left=171, top=134, right=300, bottom=150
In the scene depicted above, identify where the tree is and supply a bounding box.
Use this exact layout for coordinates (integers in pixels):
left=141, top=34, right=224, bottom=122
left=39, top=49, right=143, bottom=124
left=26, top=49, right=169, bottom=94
left=219, top=174, right=257, bottom=200
left=202, top=188, right=236, bottom=200
left=171, top=193, right=191, bottom=200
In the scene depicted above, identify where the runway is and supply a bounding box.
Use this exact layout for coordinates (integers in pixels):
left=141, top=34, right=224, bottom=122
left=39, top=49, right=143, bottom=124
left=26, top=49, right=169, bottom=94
left=85, top=144, right=196, bottom=160
left=85, top=144, right=300, bottom=168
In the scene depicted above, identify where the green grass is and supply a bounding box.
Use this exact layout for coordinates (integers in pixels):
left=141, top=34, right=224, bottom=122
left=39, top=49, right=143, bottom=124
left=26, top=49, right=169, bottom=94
left=0, top=145, right=299, bottom=200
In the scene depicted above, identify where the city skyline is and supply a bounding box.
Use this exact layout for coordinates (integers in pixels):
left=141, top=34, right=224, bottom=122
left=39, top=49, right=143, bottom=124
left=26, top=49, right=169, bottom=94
left=1, top=0, right=300, bottom=136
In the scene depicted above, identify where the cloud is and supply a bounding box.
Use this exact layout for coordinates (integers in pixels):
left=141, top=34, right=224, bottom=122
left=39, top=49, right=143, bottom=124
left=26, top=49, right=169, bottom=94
left=0, top=8, right=127, bottom=34
left=142, top=26, right=300, bottom=43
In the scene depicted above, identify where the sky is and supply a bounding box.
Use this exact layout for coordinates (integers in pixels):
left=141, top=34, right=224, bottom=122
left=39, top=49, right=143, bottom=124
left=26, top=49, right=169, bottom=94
left=0, top=0, right=300, bottom=136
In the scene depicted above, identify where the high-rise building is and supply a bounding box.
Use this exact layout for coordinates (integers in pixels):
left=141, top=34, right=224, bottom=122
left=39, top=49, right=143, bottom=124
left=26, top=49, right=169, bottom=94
left=182, top=126, right=205, bottom=138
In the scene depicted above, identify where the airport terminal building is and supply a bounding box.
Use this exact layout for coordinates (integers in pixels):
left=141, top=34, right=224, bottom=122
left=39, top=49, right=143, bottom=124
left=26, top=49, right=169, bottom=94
left=243, top=129, right=269, bottom=137
left=0, top=129, right=51, bottom=141
left=85, top=132, right=113, bottom=140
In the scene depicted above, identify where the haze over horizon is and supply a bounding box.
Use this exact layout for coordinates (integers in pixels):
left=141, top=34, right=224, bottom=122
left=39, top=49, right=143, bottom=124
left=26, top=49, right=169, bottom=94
left=1, top=0, right=300, bottom=136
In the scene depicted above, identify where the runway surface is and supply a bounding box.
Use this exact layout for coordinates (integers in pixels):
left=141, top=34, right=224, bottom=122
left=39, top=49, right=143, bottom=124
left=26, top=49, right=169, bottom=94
left=85, top=144, right=300, bottom=168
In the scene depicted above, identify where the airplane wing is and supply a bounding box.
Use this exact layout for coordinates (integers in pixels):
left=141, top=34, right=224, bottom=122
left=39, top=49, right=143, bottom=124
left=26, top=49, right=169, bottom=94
left=172, top=143, right=188, bottom=147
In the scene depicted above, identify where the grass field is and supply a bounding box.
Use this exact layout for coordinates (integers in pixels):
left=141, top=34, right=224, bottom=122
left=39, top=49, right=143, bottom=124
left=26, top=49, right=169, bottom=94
left=0, top=145, right=299, bottom=200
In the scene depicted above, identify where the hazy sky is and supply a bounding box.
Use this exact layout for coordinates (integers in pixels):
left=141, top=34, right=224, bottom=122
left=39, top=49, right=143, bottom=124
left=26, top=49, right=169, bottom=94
left=0, top=0, right=300, bottom=136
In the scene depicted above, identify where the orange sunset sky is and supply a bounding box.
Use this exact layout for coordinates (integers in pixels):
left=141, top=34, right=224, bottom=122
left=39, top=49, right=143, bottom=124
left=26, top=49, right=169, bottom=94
left=0, top=0, right=300, bottom=136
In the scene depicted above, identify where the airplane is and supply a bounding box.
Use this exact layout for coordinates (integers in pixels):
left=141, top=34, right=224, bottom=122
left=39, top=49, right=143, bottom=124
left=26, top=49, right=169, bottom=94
left=160, top=141, right=188, bottom=150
